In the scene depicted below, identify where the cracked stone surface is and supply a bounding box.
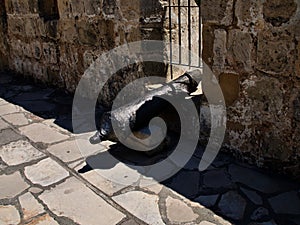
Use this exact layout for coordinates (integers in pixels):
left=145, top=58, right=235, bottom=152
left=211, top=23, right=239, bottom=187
left=2, top=113, right=29, bottom=126
left=240, top=187, right=263, bottom=205
left=0, top=119, right=9, bottom=130
left=0, top=205, right=21, bottom=225
left=166, top=196, right=198, bottom=223
left=0, top=140, right=45, bottom=166
left=26, top=214, right=59, bottom=225
left=19, top=123, right=69, bottom=144
left=47, top=140, right=84, bottom=163
left=0, top=128, right=23, bottom=145
left=39, top=177, right=126, bottom=225
left=113, top=191, right=165, bottom=225
left=19, top=192, right=45, bottom=221
left=0, top=172, right=29, bottom=199
left=76, top=162, right=127, bottom=196
left=24, top=158, right=69, bottom=186
left=0, top=104, right=20, bottom=116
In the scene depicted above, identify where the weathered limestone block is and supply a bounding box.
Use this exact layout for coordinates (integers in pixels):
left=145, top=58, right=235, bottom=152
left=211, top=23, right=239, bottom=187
left=59, top=19, right=77, bottom=43
left=7, top=15, right=24, bottom=37
left=219, top=73, right=240, bottom=106
left=31, top=41, right=42, bottom=59
left=57, top=0, right=72, bottom=19
left=212, top=29, right=227, bottom=74
left=201, top=0, right=233, bottom=26
left=84, top=0, right=101, bottom=16
left=42, top=42, right=58, bottom=64
left=24, top=17, right=39, bottom=38
left=235, top=0, right=263, bottom=28
left=120, top=0, right=140, bottom=23
left=227, top=30, right=253, bottom=73
left=257, top=30, right=295, bottom=75
left=76, top=18, right=101, bottom=46
left=263, top=0, right=297, bottom=27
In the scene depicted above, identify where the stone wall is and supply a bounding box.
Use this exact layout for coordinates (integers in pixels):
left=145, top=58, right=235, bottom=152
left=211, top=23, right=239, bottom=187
left=1, top=0, right=168, bottom=106
left=202, top=0, right=300, bottom=179
left=1, top=0, right=300, bottom=179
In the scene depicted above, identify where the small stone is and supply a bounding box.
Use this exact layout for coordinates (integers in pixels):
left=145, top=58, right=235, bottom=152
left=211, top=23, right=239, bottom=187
left=0, top=119, right=9, bottom=130
left=24, top=158, right=69, bottom=186
left=218, top=191, right=247, bottom=220
left=195, top=195, right=219, bottom=208
left=241, top=188, right=263, bottom=205
left=166, top=196, right=198, bottom=223
left=19, top=123, right=69, bottom=144
left=26, top=214, right=59, bottom=225
left=0, top=104, right=20, bottom=116
left=0, top=172, right=29, bottom=199
left=47, top=140, right=84, bottom=163
left=268, top=191, right=300, bottom=215
left=0, top=129, right=23, bottom=146
left=0, top=205, right=21, bottom=225
left=203, top=169, right=232, bottom=189
left=2, top=113, right=29, bottom=126
left=19, top=192, right=45, bottom=221
left=251, top=207, right=269, bottom=221
left=113, top=191, right=164, bottom=225
left=0, top=140, right=45, bottom=166
left=29, top=187, right=43, bottom=194
left=39, top=177, right=125, bottom=225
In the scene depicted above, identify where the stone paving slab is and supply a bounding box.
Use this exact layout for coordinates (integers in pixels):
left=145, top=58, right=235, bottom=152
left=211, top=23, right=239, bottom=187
left=19, top=192, right=45, bottom=221
left=39, top=177, right=126, bottom=225
left=0, top=172, right=29, bottom=199
left=0, top=205, right=21, bottom=225
left=24, top=158, right=69, bottom=186
left=19, top=123, right=69, bottom=144
left=0, top=140, right=45, bottom=166
left=2, top=112, right=30, bottom=126
left=0, top=119, right=9, bottom=130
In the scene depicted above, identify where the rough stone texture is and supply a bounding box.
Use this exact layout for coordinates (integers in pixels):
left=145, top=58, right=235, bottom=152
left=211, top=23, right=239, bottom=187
left=19, top=123, right=69, bottom=144
left=39, top=177, right=125, bottom=225
left=218, top=191, right=247, bottom=220
left=0, top=128, right=22, bottom=145
left=26, top=214, right=59, bottom=225
left=0, top=103, right=20, bottom=116
left=0, top=172, right=29, bottom=199
left=268, top=191, right=300, bottom=215
left=0, top=119, right=9, bottom=130
left=240, top=188, right=263, bottom=205
left=19, top=192, right=45, bottom=221
left=0, top=140, right=45, bottom=166
left=47, top=140, right=84, bottom=163
left=166, top=196, right=198, bottom=223
left=2, top=113, right=29, bottom=126
left=195, top=195, right=219, bottom=208
left=113, top=191, right=165, bottom=225
left=0, top=205, right=21, bottom=225
left=75, top=162, right=127, bottom=196
left=0, top=0, right=300, bottom=179
left=229, top=164, right=297, bottom=193
left=24, top=158, right=69, bottom=186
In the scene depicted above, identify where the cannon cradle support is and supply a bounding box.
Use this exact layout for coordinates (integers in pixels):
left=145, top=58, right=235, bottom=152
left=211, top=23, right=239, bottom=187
left=89, top=71, right=201, bottom=145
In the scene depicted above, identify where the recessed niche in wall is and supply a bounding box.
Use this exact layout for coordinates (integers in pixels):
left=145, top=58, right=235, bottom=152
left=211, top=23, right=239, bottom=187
left=38, top=0, right=59, bottom=21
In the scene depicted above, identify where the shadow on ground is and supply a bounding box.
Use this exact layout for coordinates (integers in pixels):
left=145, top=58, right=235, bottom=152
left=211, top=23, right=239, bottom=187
left=1, top=71, right=300, bottom=225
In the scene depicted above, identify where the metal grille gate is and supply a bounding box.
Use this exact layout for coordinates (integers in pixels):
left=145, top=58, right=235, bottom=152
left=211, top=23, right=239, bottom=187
left=168, top=0, right=202, bottom=79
